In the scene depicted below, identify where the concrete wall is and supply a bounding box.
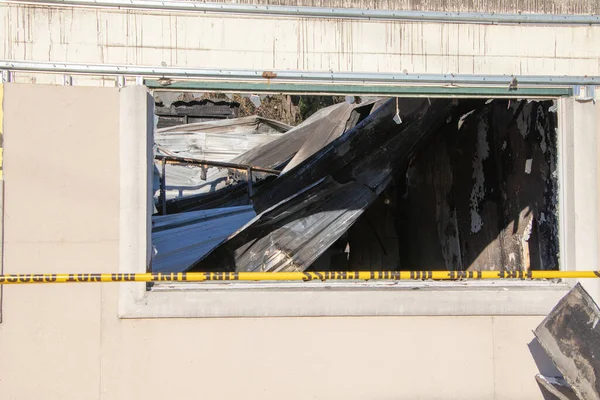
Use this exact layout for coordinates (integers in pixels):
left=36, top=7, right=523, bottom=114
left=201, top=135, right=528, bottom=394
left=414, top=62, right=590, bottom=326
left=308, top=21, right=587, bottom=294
left=0, top=83, right=580, bottom=400
left=2, top=4, right=600, bottom=86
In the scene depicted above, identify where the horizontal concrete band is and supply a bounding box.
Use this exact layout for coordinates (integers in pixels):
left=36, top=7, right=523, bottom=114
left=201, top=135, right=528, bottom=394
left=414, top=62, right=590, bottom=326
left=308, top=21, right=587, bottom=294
left=3, top=0, right=600, bottom=25
left=2, top=60, right=599, bottom=86
left=1, top=270, right=599, bottom=284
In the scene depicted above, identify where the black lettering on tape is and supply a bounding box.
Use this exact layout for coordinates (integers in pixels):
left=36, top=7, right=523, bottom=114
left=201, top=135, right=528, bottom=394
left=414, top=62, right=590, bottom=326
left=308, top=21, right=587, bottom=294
left=302, top=272, right=312, bottom=282
left=7, top=275, right=18, bottom=283
left=19, top=275, right=31, bottom=283
left=46, top=274, right=57, bottom=282
left=66, top=274, right=77, bottom=282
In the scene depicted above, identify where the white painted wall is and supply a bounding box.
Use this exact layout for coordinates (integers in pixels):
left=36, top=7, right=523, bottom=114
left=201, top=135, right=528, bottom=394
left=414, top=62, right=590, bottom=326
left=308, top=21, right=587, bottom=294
left=1, top=2, right=600, bottom=398
left=1, top=82, right=600, bottom=400
left=1, top=4, right=600, bottom=86
left=0, top=83, right=567, bottom=400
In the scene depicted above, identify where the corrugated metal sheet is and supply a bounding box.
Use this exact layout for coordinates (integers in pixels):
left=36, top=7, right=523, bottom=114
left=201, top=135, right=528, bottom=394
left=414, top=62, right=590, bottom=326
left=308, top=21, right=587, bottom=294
left=153, top=116, right=290, bottom=202
left=152, top=206, right=256, bottom=273
left=162, top=100, right=377, bottom=212
left=156, top=116, right=291, bottom=162
left=189, top=97, right=474, bottom=272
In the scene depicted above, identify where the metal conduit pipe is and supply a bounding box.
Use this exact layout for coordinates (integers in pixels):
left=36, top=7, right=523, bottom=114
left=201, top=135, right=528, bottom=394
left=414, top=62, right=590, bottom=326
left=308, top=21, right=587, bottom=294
left=2, top=60, right=600, bottom=86
left=3, top=0, right=600, bottom=25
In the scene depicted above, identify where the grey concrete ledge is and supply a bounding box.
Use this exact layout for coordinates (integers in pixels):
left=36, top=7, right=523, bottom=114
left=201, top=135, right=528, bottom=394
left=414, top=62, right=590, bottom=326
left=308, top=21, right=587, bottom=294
left=119, top=282, right=571, bottom=318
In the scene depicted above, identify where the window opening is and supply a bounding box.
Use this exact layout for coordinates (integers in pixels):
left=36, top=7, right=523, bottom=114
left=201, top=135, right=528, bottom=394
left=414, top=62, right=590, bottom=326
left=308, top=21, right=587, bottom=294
left=150, top=92, right=559, bottom=277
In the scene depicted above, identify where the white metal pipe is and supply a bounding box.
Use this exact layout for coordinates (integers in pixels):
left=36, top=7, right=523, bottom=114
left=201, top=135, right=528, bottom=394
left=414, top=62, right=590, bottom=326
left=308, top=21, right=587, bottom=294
left=1, top=60, right=599, bottom=86
left=3, top=0, right=600, bottom=25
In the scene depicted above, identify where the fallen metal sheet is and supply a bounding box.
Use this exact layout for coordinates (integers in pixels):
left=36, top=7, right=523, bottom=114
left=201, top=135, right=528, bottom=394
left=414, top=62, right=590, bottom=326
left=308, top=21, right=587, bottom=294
left=153, top=116, right=291, bottom=202
left=280, top=99, right=375, bottom=173
left=151, top=206, right=256, bottom=273
left=534, top=283, right=600, bottom=400
left=163, top=101, right=376, bottom=212
left=535, top=375, right=579, bottom=400
left=189, top=97, right=467, bottom=272
left=232, top=103, right=356, bottom=169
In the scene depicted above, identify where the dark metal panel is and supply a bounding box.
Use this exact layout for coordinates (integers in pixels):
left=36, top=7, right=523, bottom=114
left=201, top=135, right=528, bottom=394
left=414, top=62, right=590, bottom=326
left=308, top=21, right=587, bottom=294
left=534, top=283, right=600, bottom=400
left=189, top=97, right=475, bottom=272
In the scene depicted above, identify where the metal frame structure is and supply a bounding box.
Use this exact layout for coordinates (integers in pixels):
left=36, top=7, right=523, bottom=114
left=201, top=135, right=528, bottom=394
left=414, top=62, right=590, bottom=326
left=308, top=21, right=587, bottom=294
left=1, top=60, right=597, bottom=87
left=155, top=154, right=281, bottom=215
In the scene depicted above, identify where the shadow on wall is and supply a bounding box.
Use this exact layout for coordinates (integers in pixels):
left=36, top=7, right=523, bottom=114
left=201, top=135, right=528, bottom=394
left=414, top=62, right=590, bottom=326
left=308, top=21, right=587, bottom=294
left=530, top=339, right=565, bottom=400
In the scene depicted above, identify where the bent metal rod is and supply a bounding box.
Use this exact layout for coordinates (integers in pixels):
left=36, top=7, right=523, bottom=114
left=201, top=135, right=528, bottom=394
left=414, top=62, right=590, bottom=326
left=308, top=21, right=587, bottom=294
left=0, top=270, right=598, bottom=284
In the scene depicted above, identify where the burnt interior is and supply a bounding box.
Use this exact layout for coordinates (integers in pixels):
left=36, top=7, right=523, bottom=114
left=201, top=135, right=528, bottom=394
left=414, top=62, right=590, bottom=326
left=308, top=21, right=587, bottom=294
left=153, top=94, right=559, bottom=272
left=310, top=99, right=559, bottom=272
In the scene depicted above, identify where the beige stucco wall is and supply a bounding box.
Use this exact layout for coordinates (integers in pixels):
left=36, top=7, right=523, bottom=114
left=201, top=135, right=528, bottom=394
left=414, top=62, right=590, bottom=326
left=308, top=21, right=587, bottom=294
left=0, top=84, right=571, bottom=400
left=1, top=3, right=600, bottom=87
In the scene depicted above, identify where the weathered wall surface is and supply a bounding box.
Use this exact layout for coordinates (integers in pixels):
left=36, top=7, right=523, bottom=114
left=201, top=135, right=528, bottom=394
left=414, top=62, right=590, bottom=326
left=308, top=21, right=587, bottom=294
left=1, top=4, right=600, bottom=87
left=0, top=83, right=566, bottom=400
left=177, top=0, right=600, bottom=14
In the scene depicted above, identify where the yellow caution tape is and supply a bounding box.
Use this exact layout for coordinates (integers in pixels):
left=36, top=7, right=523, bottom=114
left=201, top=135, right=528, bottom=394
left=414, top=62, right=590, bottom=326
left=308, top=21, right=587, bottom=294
left=0, top=270, right=598, bottom=284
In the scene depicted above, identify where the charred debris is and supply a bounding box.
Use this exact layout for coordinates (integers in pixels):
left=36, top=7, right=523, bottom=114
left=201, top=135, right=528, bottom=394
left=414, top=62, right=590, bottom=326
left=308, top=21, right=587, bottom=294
left=151, top=95, right=560, bottom=275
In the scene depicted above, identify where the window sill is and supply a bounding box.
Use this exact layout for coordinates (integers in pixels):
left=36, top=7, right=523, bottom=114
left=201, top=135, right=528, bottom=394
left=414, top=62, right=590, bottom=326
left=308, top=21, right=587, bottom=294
left=118, top=280, right=571, bottom=318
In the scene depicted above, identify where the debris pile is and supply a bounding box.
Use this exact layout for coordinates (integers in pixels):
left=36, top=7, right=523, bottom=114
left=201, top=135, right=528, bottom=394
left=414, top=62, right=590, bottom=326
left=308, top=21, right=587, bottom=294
left=151, top=96, right=560, bottom=274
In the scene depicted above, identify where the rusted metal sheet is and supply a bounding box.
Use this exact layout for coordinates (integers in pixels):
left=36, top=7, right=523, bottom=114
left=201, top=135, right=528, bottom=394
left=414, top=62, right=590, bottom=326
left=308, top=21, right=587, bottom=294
left=189, top=97, right=471, bottom=272
left=534, top=283, right=600, bottom=400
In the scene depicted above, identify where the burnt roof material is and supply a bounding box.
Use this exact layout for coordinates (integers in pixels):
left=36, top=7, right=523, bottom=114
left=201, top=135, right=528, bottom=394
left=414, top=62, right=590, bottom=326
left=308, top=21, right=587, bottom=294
left=188, top=97, right=468, bottom=272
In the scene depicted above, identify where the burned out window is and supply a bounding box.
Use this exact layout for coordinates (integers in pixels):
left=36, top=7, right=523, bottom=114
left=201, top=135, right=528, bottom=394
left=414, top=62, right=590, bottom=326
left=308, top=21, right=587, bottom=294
left=150, top=93, right=559, bottom=277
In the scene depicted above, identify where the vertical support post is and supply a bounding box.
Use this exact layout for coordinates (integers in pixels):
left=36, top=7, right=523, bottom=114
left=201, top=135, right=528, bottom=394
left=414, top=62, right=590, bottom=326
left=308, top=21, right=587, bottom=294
left=116, top=75, right=125, bottom=88
left=247, top=167, right=253, bottom=197
left=1, top=71, right=12, bottom=83
left=160, top=158, right=167, bottom=215
left=0, top=83, right=4, bottom=322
